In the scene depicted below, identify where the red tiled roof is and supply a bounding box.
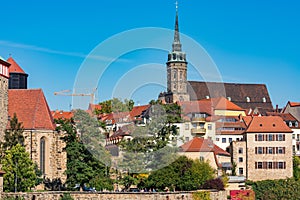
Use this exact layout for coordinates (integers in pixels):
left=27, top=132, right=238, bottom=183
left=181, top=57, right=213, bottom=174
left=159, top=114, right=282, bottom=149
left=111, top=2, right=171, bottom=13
left=7, top=57, right=26, bottom=74
left=245, top=116, right=292, bottom=133
left=130, top=105, right=150, bottom=118
left=180, top=137, right=230, bottom=156
left=51, top=110, right=73, bottom=120
left=8, top=89, right=56, bottom=130
left=289, top=102, right=300, bottom=107
left=266, top=112, right=298, bottom=122
left=179, top=97, right=244, bottom=117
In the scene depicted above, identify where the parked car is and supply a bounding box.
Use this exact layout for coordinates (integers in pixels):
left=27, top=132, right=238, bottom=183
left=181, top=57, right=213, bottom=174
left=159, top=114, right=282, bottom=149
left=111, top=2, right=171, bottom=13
left=128, top=188, right=140, bottom=192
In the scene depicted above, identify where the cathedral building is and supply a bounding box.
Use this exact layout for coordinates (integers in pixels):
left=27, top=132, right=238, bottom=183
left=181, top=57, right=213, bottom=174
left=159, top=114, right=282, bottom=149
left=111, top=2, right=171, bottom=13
left=1, top=57, right=66, bottom=182
left=159, top=6, right=273, bottom=111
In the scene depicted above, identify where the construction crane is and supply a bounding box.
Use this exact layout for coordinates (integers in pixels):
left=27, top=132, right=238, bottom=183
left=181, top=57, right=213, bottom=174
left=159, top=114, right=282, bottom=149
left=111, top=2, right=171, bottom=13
left=54, top=88, right=97, bottom=105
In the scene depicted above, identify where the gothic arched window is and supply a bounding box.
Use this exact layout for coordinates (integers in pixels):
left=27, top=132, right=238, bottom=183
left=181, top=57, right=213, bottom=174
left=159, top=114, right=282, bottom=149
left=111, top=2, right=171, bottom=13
left=40, top=137, right=46, bottom=175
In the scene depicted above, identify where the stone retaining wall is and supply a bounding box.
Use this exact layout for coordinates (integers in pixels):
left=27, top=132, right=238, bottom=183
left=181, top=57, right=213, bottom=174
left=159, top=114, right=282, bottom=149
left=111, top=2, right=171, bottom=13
left=1, top=190, right=227, bottom=200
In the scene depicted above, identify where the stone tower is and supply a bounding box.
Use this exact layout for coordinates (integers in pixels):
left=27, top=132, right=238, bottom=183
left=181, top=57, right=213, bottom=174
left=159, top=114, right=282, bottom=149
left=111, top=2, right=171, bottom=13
left=0, top=57, right=10, bottom=139
left=165, top=3, right=190, bottom=103
left=7, top=57, right=28, bottom=89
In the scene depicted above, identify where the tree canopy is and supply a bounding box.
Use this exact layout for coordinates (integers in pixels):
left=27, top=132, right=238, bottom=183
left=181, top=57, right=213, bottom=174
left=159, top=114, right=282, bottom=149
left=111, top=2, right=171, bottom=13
left=0, top=113, right=24, bottom=153
left=96, top=98, right=134, bottom=114
left=57, top=110, right=112, bottom=191
left=1, top=144, right=37, bottom=192
left=144, top=156, right=215, bottom=191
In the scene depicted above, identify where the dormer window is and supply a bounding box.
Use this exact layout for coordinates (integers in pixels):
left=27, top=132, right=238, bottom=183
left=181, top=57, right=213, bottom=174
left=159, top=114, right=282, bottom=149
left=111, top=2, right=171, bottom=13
left=246, top=97, right=251, bottom=102
left=289, top=121, right=293, bottom=127
left=262, top=97, right=266, bottom=103
left=206, top=96, right=210, bottom=99
left=296, top=122, right=299, bottom=127
left=227, top=97, right=231, bottom=101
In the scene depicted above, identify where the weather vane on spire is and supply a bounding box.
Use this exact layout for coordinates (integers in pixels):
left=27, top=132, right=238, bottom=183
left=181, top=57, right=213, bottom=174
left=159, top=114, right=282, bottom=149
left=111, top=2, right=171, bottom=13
left=176, top=1, right=179, bottom=12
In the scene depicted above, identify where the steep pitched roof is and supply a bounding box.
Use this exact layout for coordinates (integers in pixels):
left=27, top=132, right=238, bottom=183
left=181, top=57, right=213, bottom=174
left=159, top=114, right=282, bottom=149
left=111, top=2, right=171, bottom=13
left=188, top=81, right=273, bottom=110
left=244, top=116, right=292, bottom=133
left=130, top=105, right=150, bottom=118
left=180, top=137, right=230, bottom=156
left=8, top=89, right=56, bottom=130
left=7, top=57, right=27, bottom=74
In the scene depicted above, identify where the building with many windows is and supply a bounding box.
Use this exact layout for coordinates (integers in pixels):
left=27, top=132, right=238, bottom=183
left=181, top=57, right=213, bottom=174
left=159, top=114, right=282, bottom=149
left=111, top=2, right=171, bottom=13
left=231, top=116, right=293, bottom=181
left=0, top=57, right=10, bottom=139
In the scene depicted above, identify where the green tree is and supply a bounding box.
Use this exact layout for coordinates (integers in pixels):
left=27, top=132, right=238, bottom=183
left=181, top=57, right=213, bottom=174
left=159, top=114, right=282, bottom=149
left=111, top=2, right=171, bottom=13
left=57, top=111, right=112, bottom=191
left=293, top=156, right=300, bottom=181
left=119, top=104, right=179, bottom=173
left=1, top=113, right=24, bottom=153
left=247, top=178, right=300, bottom=200
left=1, top=144, right=37, bottom=192
left=144, top=156, right=215, bottom=191
left=96, top=98, right=135, bottom=114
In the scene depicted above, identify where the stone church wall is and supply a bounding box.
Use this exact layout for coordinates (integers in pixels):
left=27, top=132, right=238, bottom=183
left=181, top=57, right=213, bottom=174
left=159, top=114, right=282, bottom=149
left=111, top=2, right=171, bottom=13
left=0, top=76, right=8, bottom=140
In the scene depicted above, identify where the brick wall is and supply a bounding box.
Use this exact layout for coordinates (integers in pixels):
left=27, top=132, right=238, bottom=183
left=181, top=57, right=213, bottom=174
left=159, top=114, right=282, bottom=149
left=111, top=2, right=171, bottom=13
left=1, top=190, right=227, bottom=200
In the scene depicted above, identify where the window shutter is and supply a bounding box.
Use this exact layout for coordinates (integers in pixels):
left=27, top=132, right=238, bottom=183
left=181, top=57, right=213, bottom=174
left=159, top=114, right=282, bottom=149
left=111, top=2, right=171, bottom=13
left=255, top=162, right=257, bottom=169
left=283, top=147, right=285, bottom=154
left=276, top=147, right=278, bottom=154
left=263, top=162, right=267, bottom=169
left=284, top=162, right=286, bottom=169
left=255, top=134, right=257, bottom=141
left=255, top=147, right=257, bottom=154
left=283, top=134, right=285, bottom=141
left=276, top=134, right=278, bottom=141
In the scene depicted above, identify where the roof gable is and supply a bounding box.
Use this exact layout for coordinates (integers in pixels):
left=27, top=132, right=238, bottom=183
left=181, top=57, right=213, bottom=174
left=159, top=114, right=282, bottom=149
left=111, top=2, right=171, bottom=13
left=8, top=89, right=56, bottom=130
left=7, top=57, right=27, bottom=74
left=245, top=116, right=292, bottom=133
left=180, top=137, right=230, bottom=156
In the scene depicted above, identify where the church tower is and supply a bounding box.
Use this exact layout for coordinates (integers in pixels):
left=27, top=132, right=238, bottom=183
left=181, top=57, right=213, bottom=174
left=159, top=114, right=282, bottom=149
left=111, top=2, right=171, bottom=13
left=165, top=2, right=190, bottom=103
left=7, top=57, right=28, bottom=89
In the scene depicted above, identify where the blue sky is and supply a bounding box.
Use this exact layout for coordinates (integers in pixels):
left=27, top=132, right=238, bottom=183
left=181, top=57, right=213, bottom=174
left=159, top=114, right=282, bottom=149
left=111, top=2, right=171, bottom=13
left=0, top=0, right=299, bottom=110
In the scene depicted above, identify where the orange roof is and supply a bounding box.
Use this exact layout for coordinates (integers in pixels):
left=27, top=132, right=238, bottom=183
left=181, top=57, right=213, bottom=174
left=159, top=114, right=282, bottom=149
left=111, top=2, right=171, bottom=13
left=180, top=137, right=230, bottom=156
left=52, top=110, right=74, bottom=120
left=266, top=112, right=298, bottom=122
left=8, top=89, right=56, bottom=130
left=7, top=57, right=26, bottom=74
left=245, top=116, right=292, bottom=133
left=178, top=97, right=244, bottom=116
left=289, top=102, right=300, bottom=107
left=130, top=105, right=150, bottom=118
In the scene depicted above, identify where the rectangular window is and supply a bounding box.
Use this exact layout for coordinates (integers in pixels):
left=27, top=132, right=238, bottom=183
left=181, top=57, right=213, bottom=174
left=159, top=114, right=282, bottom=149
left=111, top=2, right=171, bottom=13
left=258, top=147, right=263, bottom=154
left=229, top=138, right=233, bottom=143
left=257, top=134, right=263, bottom=141
left=268, top=134, right=274, bottom=141
left=238, top=148, right=243, bottom=154
left=268, top=147, right=273, bottom=154
left=268, top=162, right=273, bottom=169
left=185, top=137, right=189, bottom=142
left=278, top=162, right=284, bottom=169
left=208, top=124, right=212, bottom=130
left=199, top=156, right=204, bottom=161
left=185, top=123, right=189, bottom=130
left=216, top=138, right=219, bottom=141
left=238, top=157, right=243, bottom=163
left=257, top=162, right=263, bottom=169
left=278, top=147, right=283, bottom=154
left=239, top=168, right=244, bottom=175
left=222, top=138, right=226, bottom=143
left=278, top=134, right=283, bottom=141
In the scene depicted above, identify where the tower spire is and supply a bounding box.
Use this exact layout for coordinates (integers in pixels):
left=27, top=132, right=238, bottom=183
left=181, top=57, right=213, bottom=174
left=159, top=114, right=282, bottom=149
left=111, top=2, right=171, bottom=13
left=172, top=1, right=182, bottom=52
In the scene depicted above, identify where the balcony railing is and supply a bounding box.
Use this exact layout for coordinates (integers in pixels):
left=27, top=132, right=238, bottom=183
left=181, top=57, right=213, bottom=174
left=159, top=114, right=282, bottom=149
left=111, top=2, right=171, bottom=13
left=191, top=117, right=206, bottom=123
left=191, top=128, right=206, bottom=135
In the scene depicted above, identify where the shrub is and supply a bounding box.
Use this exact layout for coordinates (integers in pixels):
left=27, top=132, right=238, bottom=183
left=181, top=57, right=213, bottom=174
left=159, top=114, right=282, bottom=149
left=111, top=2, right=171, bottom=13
left=192, top=191, right=210, bottom=200
left=60, top=193, right=74, bottom=200
left=202, top=178, right=225, bottom=191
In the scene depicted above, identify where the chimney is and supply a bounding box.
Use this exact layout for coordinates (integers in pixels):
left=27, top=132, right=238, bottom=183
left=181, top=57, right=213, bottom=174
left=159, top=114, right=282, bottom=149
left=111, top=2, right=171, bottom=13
left=276, top=105, right=279, bottom=113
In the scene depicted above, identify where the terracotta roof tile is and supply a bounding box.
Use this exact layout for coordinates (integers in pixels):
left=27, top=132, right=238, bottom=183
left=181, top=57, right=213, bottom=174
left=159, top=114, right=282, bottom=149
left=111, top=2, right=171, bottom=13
left=7, top=57, right=26, bottom=74
left=266, top=112, right=298, bottom=121
left=130, top=105, right=150, bottom=118
left=52, top=110, right=74, bottom=120
left=180, top=137, right=230, bottom=156
left=289, top=102, right=300, bottom=107
left=8, top=89, right=56, bottom=130
left=244, top=116, right=292, bottom=133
